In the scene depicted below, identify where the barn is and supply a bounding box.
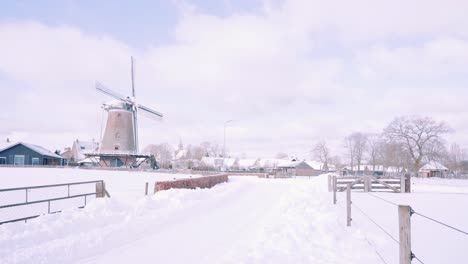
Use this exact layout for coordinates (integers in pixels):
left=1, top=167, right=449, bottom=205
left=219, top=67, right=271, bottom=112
left=0, top=142, right=64, bottom=166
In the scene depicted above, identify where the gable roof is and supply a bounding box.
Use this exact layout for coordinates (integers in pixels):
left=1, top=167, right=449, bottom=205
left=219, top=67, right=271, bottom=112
left=0, top=142, right=63, bottom=159
left=277, top=160, right=302, bottom=168
left=420, top=161, right=448, bottom=171
left=74, top=140, right=99, bottom=153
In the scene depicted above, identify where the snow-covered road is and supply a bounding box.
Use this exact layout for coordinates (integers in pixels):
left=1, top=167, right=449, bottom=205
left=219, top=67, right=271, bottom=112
left=1, top=176, right=380, bottom=264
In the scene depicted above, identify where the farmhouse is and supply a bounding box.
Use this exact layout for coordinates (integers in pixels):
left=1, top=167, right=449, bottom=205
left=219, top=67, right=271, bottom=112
left=0, top=142, right=64, bottom=166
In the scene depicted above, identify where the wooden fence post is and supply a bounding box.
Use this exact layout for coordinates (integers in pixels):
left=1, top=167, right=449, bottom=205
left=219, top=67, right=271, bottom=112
left=405, top=174, right=411, bottom=193
left=363, top=176, right=369, bottom=192
left=368, top=176, right=373, bottom=192
left=96, top=181, right=104, bottom=198
left=328, top=174, right=332, bottom=192
left=145, top=182, right=149, bottom=196
left=400, top=175, right=406, bottom=193
left=399, top=205, right=412, bottom=264
left=333, top=175, right=337, bottom=204
left=347, top=183, right=352, bottom=227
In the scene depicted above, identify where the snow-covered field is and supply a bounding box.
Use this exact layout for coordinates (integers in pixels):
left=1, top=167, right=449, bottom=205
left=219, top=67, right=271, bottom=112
left=1, top=168, right=467, bottom=263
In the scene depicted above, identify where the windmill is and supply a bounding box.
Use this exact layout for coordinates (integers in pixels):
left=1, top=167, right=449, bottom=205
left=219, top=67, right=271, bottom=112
left=89, top=57, right=163, bottom=167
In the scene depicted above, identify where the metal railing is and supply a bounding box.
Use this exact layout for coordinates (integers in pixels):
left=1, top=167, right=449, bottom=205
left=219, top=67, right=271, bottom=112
left=0, top=180, right=106, bottom=225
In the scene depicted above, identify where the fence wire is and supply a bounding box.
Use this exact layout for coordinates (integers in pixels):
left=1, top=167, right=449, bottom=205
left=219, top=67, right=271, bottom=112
left=335, top=181, right=468, bottom=264
left=412, top=211, right=468, bottom=237
left=352, top=202, right=400, bottom=245
left=366, top=192, right=399, bottom=207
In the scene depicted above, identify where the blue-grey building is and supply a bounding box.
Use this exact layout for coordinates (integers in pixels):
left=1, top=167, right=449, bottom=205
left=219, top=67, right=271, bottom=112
left=0, top=142, right=64, bottom=166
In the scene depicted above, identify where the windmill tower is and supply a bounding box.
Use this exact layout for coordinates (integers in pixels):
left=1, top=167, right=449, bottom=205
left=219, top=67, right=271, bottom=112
left=90, top=57, right=163, bottom=167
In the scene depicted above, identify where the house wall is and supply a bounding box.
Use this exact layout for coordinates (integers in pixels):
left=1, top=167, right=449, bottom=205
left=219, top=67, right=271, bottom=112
left=0, top=144, right=64, bottom=166
left=0, top=144, right=43, bottom=165
left=296, top=168, right=322, bottom=176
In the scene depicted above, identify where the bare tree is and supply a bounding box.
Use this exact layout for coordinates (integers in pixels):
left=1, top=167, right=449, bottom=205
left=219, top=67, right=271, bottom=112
left=345, top=132, right=367, bottom=172
left=329, top=155, right=343, bottom=171
left=447, top=143, right=467, bottom=175
left=200, top=141, right=221, bottom=157
left=379, top=141, right=409, bottom=173
left=144, top=143, right=174, bottom=169
left=367, top=134, right=382, bottom=172
left=312, top=140, right=330, bottom=170
left=344, top=136, right=356, bottom=170
left=383, top=116, right=451, bottom=175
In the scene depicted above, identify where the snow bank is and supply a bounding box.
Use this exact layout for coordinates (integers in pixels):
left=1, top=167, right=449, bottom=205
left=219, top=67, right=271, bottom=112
left=0, top=175, right=380, bottom=264
left=0, top=167, right=196, bottom=201
left=1, top=170, right=467, bottom=263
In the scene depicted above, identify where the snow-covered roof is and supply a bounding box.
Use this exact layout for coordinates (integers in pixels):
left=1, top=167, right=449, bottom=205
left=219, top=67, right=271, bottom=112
left=420, top=161, right=448, bottom=171
left=256, top=158, right=284, bottom=168
left=304, top=160, right=324, bottom=170
left=223, top=158, right=237, bottom=168
left=0, top=142, right=63, bottom=159
left=0, top=142, right=11, bottom=151
left=237, top=159, right=258, bottom=169
left=200, top=157, right=224, bottom=167
left=277, top=160, right=302, bottom=168
left=175, top=149, right=188, bottom=160
left=75, top=140, right=99, bottom=153
left=72, top=140, right=99, bottom=161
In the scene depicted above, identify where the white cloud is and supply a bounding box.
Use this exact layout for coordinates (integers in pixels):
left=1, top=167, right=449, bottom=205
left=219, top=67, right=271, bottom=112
left=1, top=0, right=468, bottom=158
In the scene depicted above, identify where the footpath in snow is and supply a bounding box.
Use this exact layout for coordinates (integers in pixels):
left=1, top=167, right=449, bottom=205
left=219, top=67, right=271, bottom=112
left=0, top=175, right=380, bottom=264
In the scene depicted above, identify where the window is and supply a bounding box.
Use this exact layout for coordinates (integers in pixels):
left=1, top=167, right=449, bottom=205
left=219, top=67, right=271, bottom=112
left=14, top=155, right=25, bottom=166
left=0, top=157, right=6, bottom=165
left=32, top=158, right=39, bottom=166
left=110, top=158, right=123, bottom=167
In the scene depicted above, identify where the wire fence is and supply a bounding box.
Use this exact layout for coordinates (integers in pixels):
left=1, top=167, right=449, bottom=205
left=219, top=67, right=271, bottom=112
left=0, top=180, right=106, bottom=225
left=335, top=189, right=468, bottom=264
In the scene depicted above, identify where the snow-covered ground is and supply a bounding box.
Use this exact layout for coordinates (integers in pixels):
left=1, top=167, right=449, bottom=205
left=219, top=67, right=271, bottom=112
left=0, top=167, right=196, bottom=200
left=1, top=168, right=467, bottom=263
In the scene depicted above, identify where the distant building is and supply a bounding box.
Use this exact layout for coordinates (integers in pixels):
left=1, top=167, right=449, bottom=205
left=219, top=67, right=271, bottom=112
left=236, top=159, right=259, bottom=171
left=419, top=161, right=448, bottom=177
left=199, top=157, right=225, bottom=170
left=60, top=147, right=73, bottom=165
left=71, top=139, right=99, bottom=163
left=0, top=142, right=64, bottom=166
left=276, top=160, right=323, bottom=177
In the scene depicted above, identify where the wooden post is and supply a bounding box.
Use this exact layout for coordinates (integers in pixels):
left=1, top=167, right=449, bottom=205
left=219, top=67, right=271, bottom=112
left=96, top=181, right=105, bottom=198
left=399, top=205, right=412, bottom=264
left=368, top=176, right=373, bottom=192
left=400, top=174, right=406, bottom=193
left=346, top=183, right=352, bottom=227
left=328, top=174, right=332, bottom=192
left=405, top=174, right=411, bottom=193
left=333, top=175, right=337, bottom=204
left=364, top=176, right=369, bottom=192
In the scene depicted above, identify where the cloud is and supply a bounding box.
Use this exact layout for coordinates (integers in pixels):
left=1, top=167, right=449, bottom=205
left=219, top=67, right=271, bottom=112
left=1, top=0, right=468, bottom=158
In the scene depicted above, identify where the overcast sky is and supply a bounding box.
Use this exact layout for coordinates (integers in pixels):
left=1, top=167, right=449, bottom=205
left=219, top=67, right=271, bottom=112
left=1, top=0, right=468, bottom=159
